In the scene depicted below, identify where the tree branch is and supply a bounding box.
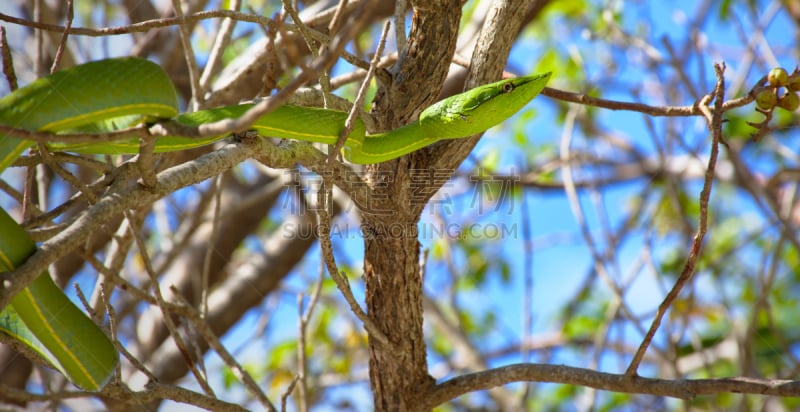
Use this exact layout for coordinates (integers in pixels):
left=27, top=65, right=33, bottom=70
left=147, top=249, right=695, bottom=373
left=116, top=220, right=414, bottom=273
left=626, top=63, right=727, bottom=376
left=424, top=363, right=800, bottom=408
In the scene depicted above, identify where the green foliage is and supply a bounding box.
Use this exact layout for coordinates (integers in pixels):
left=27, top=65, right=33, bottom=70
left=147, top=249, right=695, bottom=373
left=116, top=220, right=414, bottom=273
left=541, top=0, right=590, bottom=22
left=651, top=189, right=700, bottom=237
left=430, top=329, right=455, bottom=357
left=718, top=0, right=760, bottom=20
left=536, top=383, right=581, bottom=410
left=537, top=48, right=583, bottom=84
left=723, top=109, right=762, bottom=141
left=266, top=339, right=296, bottom=372
left=222, top=36, right=255, bottom=66
left=597, top=392, right=637, bottom=412
left=562, top=299, right=609, bottom=340
left=3, top=0, right=800, bottom=409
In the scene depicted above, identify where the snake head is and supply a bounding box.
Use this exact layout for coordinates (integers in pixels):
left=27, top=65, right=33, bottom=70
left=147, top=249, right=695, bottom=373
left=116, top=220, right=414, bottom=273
left=419, top=72, right=551, bottom=139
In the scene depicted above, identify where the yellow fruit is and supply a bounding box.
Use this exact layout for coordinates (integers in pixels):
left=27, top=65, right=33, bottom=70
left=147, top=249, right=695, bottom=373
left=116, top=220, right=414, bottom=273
left=777, top=92, right=799, bottom=111
left=768, top=68, right=789, bottom=87
left=755, top=90, right=777, bottom=110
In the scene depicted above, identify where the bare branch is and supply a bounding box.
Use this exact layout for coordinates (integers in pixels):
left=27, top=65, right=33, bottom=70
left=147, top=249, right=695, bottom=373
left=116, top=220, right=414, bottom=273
left=170, top=288, right=278, bottom=412
left=626, top=63, right=728, bottom=376
left=48, top=0, right=72, bottom=74
left=0, top=10, right=275, bottom=37
left=425, top=363, right=800, bottom=408
left=540, top=77, right=764, bottom=117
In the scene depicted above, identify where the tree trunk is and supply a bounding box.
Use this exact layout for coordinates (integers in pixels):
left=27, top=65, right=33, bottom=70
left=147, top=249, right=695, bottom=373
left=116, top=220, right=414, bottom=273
left=364, top=217, right=434, bottom=410
left=362, top=1, right=462, bottom=409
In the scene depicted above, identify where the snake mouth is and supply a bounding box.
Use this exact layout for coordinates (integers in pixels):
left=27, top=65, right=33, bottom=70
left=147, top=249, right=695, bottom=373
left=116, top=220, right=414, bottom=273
left=481, top=72, right=552, bottom=106
left=511, top=71, right=552, bottom=91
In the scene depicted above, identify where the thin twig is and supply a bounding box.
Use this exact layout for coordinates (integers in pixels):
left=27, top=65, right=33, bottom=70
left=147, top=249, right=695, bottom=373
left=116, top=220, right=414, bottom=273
left=89, top=219, right=134, bottom=314
left=0, top=123, right=150, bottom=146
left=316, top=176, right=392, bottom=348
left=170, top=288, right=278, bottom=412
left=326, top=0, right=348, bottom=33
left=13, top=152, right=113, bottom=173
left=1, top=10, right=375, bottom=72
left=21, top=161, right=37, bottom=220
left=36, top=143, right=99, bottom=203
left=199, top=0, right=242, bottom=91
left=0, top=138, right=263, bottom=311
left=540, top=78, right=759, bottom=117
left=72, top=283, right=97, bottom=324
left=33, top=0, right=42, bottom=77
left=393, top=0, right=407, bottom=52
left=296, top=293, right=309, bottom=412
left=151, top=9, right=371, bottom=142
left=81, top=251, right=157, bottom=307
left=625, top=63, right=727, bottom=376
left=281, top=0, right=333, bottom=108
left=296, top=261, right=325, bottom=412
left=0, top=26, right=18, bottom=90
left=327, top=20, right=391, bottom=164
left=99, top=283, right=126, bottom=384
left=521, top=165, right=535, bottom=376
left=303, top=262, right=326, bottom=325
left=0, top=10, right=273, bottom=36
left=0, top=8, right=356, bottom=38
left=0, top=177, right=23, bottom=204
left=201, top=174, right=224, bottom=318
left=280, top=375, right=300, bottom=412
left=125, top=210, right=216, bottom=397
left=49, top=0, right=73, bottom=74
left=137, top=135, right=158, bottom=189
left=170, top=0, right=204, bottom=109
left=22, top=175, right=111, bottom=233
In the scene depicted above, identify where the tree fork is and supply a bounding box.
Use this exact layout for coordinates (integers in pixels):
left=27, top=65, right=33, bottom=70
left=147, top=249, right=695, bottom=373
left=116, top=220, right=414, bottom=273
left=362, top=0, right=461, bottom=409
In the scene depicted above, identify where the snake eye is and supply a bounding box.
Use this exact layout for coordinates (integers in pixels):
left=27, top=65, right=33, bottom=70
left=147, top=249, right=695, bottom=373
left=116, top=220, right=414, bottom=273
left=502, top=82, right=514, bottom=93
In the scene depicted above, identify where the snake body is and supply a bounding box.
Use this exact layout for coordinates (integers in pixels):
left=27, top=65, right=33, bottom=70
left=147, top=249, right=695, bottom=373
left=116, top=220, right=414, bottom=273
left=0, top=57, right=550, bottom=390
left=0, top=57, right=550, bottom=169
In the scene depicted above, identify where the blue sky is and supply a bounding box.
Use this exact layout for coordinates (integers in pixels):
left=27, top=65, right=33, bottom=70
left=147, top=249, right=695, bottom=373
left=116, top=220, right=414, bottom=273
left=163, top=1, right=798, bottom=409
left=0, top=0, right=797, bottom=410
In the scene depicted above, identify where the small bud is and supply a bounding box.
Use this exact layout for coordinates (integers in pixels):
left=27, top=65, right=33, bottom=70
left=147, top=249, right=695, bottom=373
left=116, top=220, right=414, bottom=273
left=788, top=77, right=800, bottom=92
left=768, top=68, right=789, bottom=87
left=777, top=92, right=799, bottom=111
left=755, top=90, right=778, bottom=110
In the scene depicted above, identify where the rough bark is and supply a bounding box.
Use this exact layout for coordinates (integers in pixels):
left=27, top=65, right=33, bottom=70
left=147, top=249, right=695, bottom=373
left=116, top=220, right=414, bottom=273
left=364, top=0, right=461, bottom=409
left=424, top=0, right=543, bottom=173
left=361, top=0, right=545, bottom=408
left=0, top=0, right=543, bottom=408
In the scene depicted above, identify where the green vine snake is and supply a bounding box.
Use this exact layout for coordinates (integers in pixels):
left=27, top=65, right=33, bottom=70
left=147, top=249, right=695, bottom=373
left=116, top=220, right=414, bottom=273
left=0, top=57, right=550, bottom=389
